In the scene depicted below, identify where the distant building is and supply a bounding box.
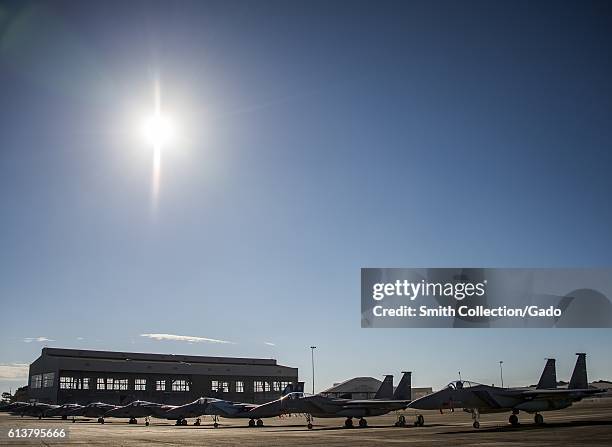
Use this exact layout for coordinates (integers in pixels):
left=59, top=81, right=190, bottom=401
left=321, top=376, right=432, bottom=400
left=589, top=380, right=612, bottom=397
left=28, top=348, right=298, bottom=405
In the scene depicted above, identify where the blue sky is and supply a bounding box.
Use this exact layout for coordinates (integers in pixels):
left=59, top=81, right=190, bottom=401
left=1, top=0, right=612, bottom=395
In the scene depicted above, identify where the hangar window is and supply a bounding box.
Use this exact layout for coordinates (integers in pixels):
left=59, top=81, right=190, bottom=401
left=135, top=379, right=147, bottom=391
left=156, top=380, right=166, bottom=391
left=104, top=378, right=128, bottom=390
left=31, top=375, right=42, bottom=389
left=43, top=373, right=55, bottom=388
left=60, top=377, right=78, bottom=389
left=81, top=378, right=90, bottom=390
left=172, top=379, right=189, bottom=392
left=211, top=380, right=228, bottom=392
left=254, top=381, right=264, bottom=392
left=264, top=381, right=271, bottom=392
left=273, top=381, right=292, bottom=392
left=97, top=378, right=106, bottom=390
left=235, top=381, right=244, bottom=392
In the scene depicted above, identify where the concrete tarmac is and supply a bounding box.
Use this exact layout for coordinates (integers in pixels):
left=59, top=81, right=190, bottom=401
left=1, top=398, right=611, bottom=446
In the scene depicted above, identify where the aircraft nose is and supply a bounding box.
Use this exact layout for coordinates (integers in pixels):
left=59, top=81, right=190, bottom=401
left=408, top=392, right=440, bottom=410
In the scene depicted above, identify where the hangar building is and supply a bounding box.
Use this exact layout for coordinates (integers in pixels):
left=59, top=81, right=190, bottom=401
left=28, top=348, right=298, bottom=405
left=321, top=376, right=433, bottom=400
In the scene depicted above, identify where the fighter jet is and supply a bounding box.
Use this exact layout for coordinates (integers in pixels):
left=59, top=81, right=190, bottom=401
left=11, top=402, right=59, bottom=419
left=65, top=402, right=118, bottom=423
left=43, top=403, right=83, bottom=419
left=0, top=402, right=29, bottom=413
left=409, top=353, right=605, bottom=428
left=104, top=400, right=173, bottom=425
left=156, top=397, right=212, bottom=426
left=203, top=382, right=306, bottom=427
left=246, top=372, right=413, bottom=429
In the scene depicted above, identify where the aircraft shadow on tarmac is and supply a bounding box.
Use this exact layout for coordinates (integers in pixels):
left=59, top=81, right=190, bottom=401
left=442, top=420, right=612, bottom=435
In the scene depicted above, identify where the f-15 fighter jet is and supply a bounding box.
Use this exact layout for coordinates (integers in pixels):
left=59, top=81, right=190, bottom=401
left=409, top=353, right=605, bottom=428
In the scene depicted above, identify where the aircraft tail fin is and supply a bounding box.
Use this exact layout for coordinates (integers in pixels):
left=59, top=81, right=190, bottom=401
left=536, top=358, right=557, bottom=389
left=281, top=381, right=305, bottom=396
left=374, top=375, right=394, bottom=399
left=393, top=371, right=412, bottom=400
left=569, top=353, right=588, bottom=389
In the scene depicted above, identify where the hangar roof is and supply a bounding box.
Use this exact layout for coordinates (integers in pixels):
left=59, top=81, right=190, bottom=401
left=30, top=348, right=297, bottom=377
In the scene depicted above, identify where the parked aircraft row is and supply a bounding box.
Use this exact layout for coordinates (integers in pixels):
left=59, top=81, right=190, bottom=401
left=0, top=374, right=411, bottom=429
left=1, top=354, right=606, bottom=430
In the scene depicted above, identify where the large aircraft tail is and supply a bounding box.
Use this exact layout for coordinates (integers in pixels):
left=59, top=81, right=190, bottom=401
left=392, top=371, right=412, bottom=400
left=374, top=375, right=394, bottom=399
left=281, top=381, right=305, bottom=396
left=569, top=353, right=588, bottom=389
left=536, top=358, right=557, bottom=389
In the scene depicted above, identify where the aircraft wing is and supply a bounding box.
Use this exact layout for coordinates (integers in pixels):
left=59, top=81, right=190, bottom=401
left=343, top=399, right=410, bottom=407
left=519, top=388, right=605, bottom=398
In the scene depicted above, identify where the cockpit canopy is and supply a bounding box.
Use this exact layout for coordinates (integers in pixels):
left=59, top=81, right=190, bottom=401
left=446, top=380, right=481, bottom=390
left=280, top=392, right=312, bottom=401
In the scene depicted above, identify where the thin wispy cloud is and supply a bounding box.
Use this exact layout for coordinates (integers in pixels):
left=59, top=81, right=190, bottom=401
left=140, top=333, right=235, bottom=344
left=76, top=337, right=84, bottom=341
left=0, top=363, right=29, bottom=380
left=23, top=337, right=54, bottom=343
left=264, top=342, right=276, bottom=346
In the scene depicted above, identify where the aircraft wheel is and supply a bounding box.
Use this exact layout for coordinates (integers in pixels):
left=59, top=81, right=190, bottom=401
left=473, top=421, right=480, bottom=429
left=214, top=422, right=219, bottom=428
left=182, top=419, right=188, bottom=426
left=307, top=423, right=313, bottom=430
left=509, top=414, right=519, bottom=426
left=359, top=418, right=367, bottom=428
left=256, top=419, right=264, bottom=427
left=145, top=421, right=149, bottom=426
left=416, top=414, right=424, bottom=426
left=248, top=419, right=255, bottom=427
left=97, top=418, right=104, bottom=424
left=62, top=415, right=68, bottom=420
left=130, top=417, right=137, bottom=424
left=534, top=413, right=544, bottom=425
left=194, top=418, right=201, bottom=426
left=344, top=418, right=354, bottom=428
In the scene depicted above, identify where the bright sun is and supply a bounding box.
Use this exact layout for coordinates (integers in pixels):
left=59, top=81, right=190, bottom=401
left=142, top=112, right=175, bottom=148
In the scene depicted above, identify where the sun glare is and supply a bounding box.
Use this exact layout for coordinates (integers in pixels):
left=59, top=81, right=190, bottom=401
left=142, top=113, right=175, bottom=148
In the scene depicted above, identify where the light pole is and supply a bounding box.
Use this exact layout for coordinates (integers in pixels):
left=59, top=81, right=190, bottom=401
left=310, top=346, right=317, bottom=394
left=458, top=371, right=462, bottom=382
left=499, top=361, right=504, bottom=388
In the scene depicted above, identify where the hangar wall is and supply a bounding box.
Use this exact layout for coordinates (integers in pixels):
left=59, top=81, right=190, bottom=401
left=28, top=348, right=298, bottom=405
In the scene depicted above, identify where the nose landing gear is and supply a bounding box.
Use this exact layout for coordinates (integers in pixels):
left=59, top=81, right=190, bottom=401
left=306, top=414, right=314, bottom=429
left=470, top=409, right=480, bottom=429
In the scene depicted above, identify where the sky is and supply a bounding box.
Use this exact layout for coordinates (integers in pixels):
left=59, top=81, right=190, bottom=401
left=1, top=0, right=612, bottom=396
